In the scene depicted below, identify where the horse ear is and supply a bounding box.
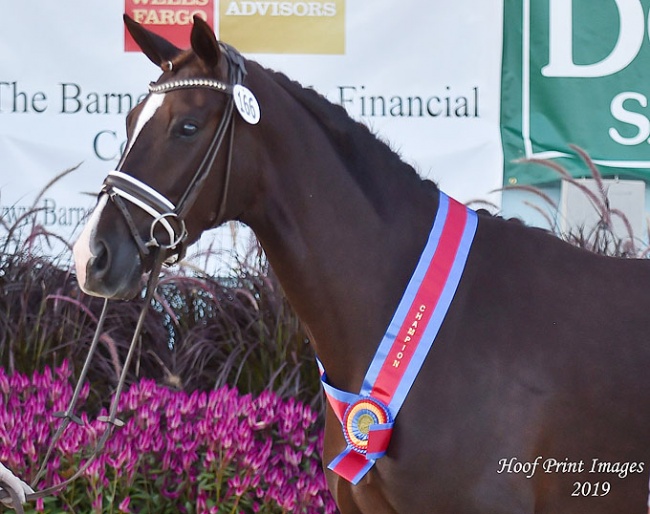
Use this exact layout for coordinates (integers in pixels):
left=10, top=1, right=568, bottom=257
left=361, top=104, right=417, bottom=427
left=123, top=14, right=182, bottom=67
left=190, top=15, right=221, bottom=68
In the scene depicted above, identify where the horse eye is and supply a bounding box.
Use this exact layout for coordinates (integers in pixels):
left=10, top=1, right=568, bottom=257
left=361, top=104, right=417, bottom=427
left=178, top=121, right=199, bottom=138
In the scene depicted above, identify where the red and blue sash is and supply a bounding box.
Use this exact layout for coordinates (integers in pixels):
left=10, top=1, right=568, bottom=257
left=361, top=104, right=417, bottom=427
left=318, top=192, right=478, bottom=484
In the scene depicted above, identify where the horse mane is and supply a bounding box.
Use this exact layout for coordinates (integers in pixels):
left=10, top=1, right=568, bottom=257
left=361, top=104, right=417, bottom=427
left=261, top=65, right=438, bottom=194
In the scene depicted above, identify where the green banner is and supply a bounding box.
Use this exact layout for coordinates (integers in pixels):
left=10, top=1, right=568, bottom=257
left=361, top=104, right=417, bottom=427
left=502, top=0, right=650, bottom=185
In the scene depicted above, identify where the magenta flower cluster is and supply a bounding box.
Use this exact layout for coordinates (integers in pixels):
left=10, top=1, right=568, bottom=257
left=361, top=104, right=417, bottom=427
left=0, top=362, right=338, bottom=513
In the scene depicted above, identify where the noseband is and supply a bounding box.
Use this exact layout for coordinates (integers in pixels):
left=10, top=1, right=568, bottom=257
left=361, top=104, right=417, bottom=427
left=102, top=44, right=246, bottom=264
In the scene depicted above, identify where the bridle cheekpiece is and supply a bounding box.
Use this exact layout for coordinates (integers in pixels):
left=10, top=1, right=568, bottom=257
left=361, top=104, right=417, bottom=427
left=101, top=44, right=246, bottom=264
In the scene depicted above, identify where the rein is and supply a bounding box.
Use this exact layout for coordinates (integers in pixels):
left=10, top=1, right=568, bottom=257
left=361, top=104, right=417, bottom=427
left=0, top=44, right=248, bottom=512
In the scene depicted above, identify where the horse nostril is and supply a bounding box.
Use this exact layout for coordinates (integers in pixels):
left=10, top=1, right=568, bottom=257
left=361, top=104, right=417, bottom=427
left=90, top=239, right=110, bottom=278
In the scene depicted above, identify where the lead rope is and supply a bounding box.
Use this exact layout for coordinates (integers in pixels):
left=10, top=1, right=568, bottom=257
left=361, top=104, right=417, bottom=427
left=0, top=248, right=167, bottom=513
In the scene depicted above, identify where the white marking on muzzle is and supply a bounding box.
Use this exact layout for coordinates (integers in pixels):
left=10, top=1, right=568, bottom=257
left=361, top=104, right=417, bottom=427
left=73, top=194, right=108, bottom=291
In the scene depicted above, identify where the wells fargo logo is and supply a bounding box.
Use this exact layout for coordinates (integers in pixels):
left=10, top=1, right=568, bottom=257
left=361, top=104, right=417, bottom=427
left=219, top=0, right=345, bottom=54
left=124, top=0, right=215, bottom=52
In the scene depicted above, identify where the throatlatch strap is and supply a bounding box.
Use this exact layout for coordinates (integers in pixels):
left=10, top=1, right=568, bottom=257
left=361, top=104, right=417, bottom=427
left=319, top=192, right=477, bottom=484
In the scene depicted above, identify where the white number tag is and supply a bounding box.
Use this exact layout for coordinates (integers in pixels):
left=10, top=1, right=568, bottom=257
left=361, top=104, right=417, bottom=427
left=233, top=84, right=261, bottom=125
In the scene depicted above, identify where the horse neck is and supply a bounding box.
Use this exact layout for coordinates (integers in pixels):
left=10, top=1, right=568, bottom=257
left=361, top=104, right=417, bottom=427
left=238, top=67, right=440, bottom=391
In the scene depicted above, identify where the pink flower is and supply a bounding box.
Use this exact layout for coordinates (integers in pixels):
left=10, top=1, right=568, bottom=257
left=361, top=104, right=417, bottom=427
left=118, top=496, right=131, bottom=513
left=92, top=493, right=103, bottom=513
left=229, top=472, right=252, bottom=496
left=0, top=363, right=338, bottom=512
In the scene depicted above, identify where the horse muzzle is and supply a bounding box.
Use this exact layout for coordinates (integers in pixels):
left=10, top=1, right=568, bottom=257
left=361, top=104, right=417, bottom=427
left=73, top=195, right=145, bottom=300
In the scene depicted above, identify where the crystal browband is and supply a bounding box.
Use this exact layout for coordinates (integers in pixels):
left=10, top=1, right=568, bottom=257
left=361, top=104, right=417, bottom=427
left=148, top=78, right=233, bottom=94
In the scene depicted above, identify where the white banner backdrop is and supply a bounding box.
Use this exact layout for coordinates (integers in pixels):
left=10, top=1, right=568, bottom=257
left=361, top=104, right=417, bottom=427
left=0, top=1, right=505, bottom=270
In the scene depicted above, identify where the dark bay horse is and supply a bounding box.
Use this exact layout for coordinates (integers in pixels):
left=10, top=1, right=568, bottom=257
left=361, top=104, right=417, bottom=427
left=73, top=16, right=650, bottom=514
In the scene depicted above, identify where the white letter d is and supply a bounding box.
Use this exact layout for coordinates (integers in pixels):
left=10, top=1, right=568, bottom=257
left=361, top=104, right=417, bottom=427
left=542, top=0, right=644, bottom=78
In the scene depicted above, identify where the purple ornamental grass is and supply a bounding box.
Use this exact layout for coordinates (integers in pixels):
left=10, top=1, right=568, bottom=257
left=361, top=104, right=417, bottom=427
left=0, top=362, right=337, bottom=513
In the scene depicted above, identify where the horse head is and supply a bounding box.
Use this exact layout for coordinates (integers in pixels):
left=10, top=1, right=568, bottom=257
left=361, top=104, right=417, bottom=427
left=73, top=16, right=257, bottom=299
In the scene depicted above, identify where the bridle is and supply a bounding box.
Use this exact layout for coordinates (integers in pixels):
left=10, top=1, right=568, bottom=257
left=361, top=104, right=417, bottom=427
left=0, top=44, right=248, bottom=513
left=103, top=42, right=246, bottom=264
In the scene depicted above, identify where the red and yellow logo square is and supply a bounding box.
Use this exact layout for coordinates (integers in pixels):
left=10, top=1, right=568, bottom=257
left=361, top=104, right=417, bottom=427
left=124, top=0, right=215, bottom=51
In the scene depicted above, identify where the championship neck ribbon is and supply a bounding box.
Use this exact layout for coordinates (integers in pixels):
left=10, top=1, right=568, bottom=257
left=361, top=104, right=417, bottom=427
left=318, top=192, right=478, bottom=484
